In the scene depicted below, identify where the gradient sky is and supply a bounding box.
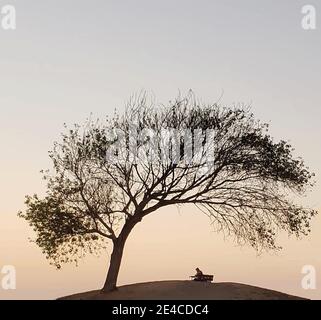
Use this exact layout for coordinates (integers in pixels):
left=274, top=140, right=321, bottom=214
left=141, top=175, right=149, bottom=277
left=0, top=0, right=321, bottom=299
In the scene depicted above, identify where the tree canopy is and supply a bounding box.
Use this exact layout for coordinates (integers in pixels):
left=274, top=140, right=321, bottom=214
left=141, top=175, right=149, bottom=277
left=19, top=92, right=317, bottom=290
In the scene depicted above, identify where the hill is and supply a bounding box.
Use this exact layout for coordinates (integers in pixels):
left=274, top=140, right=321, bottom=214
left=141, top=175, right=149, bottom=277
left=59, top=280, right=306, bottom=300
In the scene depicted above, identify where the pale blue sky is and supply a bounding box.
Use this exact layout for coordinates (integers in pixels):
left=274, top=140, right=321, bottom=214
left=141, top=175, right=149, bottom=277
left=0, top=0, right=321, bottom=299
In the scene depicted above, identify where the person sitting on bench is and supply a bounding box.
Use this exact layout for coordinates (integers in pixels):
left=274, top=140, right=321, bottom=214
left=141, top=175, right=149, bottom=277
left=194, top=267, right=203, bottom=281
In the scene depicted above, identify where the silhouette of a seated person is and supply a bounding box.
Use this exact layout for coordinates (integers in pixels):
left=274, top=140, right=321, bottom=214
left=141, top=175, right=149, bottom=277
left=193, top=267, right=204, bottom=281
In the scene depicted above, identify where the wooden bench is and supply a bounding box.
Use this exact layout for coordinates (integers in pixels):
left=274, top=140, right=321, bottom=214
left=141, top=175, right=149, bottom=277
left=190, top=274, right=214, bottom=282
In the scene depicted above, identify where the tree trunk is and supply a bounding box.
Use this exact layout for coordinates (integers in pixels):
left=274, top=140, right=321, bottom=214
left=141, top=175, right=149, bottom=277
left=101, top=220, right=138, bottom=292
left=101, top=238, right=125, bottom=292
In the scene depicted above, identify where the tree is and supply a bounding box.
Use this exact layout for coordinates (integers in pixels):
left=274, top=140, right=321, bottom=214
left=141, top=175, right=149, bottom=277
left=19, top=92, right=317, bottom=292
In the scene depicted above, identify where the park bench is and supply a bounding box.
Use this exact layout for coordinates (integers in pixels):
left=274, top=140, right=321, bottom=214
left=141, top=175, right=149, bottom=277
left=190, top=274, right=214, bottom=282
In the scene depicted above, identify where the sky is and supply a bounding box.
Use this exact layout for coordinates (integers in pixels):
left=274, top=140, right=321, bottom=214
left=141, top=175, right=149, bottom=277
left=0, top=0, right=321, bottom=299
